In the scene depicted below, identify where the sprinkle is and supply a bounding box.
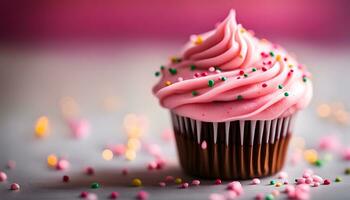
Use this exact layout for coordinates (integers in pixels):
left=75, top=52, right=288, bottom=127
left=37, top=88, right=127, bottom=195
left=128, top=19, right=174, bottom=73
left=262, top=67, right=267, bottom=72
left=35, top=116, right=50, bottom=138
left=171, top=57, right=181, bottom=63
left=269, top=51, right=275, bottom=57
left=80, top=191, right=89, bottom=198
left=10, top=183, right=20, bottom=191
left=209, top=67, right=215, bottom=72
left=122, top=168, right=128, bottom=175
left=275, top=182, right=282, bottom=187
left=132, top=178, right=142, bottom=187
left=215, top=179, right=222, bottom=185
left=147, top=161, right=157, bottom=170
left=251, top=178, right=261, bottom=185
left=278, top=84, right=283, bottom=89
left=284, top=92, right=289, bottom=97
left=154, top=71, right=160, bottom=77
left=201, top=72, right=208, bottom=76
left=345, top=168, right=350, bottom=175
left=335, top=177, right=342, bottom=182
left=284, top=57, right=288, bottom=61
left=174, top=178, right=182, bottom=184
left=0, top=171, right=7, bottom=182
left=296, top=178, right=305, bottom=184
left=208, top=80, right=215, bottom=87
left=255, top=193, right=264, bottom=200
left=313, top=182, right=320, bottom=187
left=56, top=159, right=70, bottom=171
left=165, top=81, right=172, bottom=86
left=252, top=68, right=257, bottom=72
left=324, top=179, right=331, bottom=185
left=195, top=36, right=203, bottom=45
left=178, top=77, right=183, bottom=82
left=136, top=191, right=149, bottom=200
left=110, top=192, right=119, bottom=199
left=190, top=65, right=196, bottom=70
left=262, top=83, right=267, bottom=88
left=226, top=181, right=243, bottom=195
left=265, top=194, right=274, bottom=200
left=180, top=182, right=189, bottom=188
left=160, top=65, right=165, bottom=70
left=312, top=175, right=323, bottom=183
left=237, top=95, right=243, bottom=100
left=168, top=68, right=177, bottom=75
left=194, top=72, right=201, bottom=78
left=275, top=55, right=281, bottom=61
left=192, top=180, right=200, bottom=186
left=270, top=180, right=276, bottom=185
left=243, top=73, right=248, bottom=78
left=85, top=166, right=95, bottom=175
left=63, top=175, right=70, bottom=182
left=201, top=141, right=207, bottom=150
left=305, top=178, right=312, bottom=184
left=314, top=159, right=323, bottom=167
left=47, top=154, right=58, bottom=168
left=303, top=76, right=307, bottom=82
left=91, top=182, right=100, bottom=189
left=239, top=70, right=244, bottom=75
left=159, top=182, right=166, bottom=187
left=86, top=193, right=98, bottom=200
left=221, top=77, right=227, bottom=81
left=192, top=91, right=199, bottom=96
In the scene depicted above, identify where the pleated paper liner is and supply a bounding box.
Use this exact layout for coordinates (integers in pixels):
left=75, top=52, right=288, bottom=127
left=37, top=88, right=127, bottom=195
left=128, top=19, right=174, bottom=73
left=170, top=112, right=296, bottom=180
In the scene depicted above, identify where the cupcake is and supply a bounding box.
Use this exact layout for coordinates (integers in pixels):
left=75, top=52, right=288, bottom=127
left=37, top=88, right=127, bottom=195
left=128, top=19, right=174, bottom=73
left=152, top=10, right=312, bottom=179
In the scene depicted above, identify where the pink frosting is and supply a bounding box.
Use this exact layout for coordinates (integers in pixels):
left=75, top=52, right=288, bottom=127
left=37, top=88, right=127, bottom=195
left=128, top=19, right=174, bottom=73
left=152, top=10, right=312, bottom=122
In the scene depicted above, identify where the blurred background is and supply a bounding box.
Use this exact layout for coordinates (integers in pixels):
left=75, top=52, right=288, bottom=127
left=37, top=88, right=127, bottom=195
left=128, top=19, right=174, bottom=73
left=0, top=1, right=349, bottom=199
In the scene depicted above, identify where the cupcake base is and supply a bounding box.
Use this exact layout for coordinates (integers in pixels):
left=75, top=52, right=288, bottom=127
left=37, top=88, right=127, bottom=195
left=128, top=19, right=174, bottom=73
left=171, top=113, right=294, bottom=180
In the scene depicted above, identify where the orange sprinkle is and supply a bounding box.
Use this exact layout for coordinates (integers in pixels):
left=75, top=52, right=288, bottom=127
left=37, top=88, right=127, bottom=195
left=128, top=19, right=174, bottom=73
left=165, top=81, right=172, bottom=86
left=194, top=36, right=203, bottom=45
left=276, top=55, right=281, bottom=61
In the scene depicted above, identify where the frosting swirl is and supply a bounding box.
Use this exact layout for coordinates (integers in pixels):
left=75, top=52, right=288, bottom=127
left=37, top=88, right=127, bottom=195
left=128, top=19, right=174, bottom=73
left=153, top=10, right=312, bottom=122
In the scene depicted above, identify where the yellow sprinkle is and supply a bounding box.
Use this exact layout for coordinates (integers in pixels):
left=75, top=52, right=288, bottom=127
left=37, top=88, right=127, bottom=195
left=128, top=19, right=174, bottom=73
left=275, top=182, right=282, bottom=187
left=304, top=149, right=318, bottom=164
left=35, top=116, right=50, bottom=138
left=132, top=178, right=142, bottom=187
left=276, top=55, right=281, bottom=61
left=47, top=154, right=58, bottom=168
left=174, top=178, right=182, bottom=184
left=165, top=81, right=172, bottom=86
left=194, top=35, right=203, bottom=45
left=102, top=149, right=114, bottom=161
left=288, top=64, right=293, bottom=68
left=240, top=27, right=246, bottom=33
left=317, top=104, right=331, bottom=118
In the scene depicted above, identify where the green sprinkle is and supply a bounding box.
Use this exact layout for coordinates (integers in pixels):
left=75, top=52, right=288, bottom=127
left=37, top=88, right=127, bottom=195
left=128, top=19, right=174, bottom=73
left=168, top=68, right=177, bottom=75
left=155, top=71, right=160, bottom=77
left=243, top=73, right=248, bottom=78
left=208, top=80, right=215, bottom=87
left=269, top=51, right=275, bottom=57
left=303, top=76, right=307, bottom=82
left=160, top=65, right=165, bottom=70
left=284, top=92, right=289, bottom=97
left=190, top=65, right=196, bottom=70
left=252, top=68, right=257, bottom=72
left=237, top=95, right=243, bottom=100
left=91, top=182, right=100, bottom=189
left=335, top=177, right=342, bottom=182
left=345, top=168, right=350, bottom=175
left=265, top=194, right=274, bottom=200
left=221, top=77, right=227, bottom=81
left=314, top=159, right=323, bottom=167
left=278, top=84, right=283, bottom=89
left=270, top=180, right=276, bottom=185
left=192, top=91, right=199, bottom=96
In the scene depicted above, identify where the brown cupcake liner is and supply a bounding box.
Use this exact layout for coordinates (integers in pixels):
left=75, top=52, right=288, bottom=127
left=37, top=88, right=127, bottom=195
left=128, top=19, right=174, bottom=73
left=170, top=112, right=296, bottom=180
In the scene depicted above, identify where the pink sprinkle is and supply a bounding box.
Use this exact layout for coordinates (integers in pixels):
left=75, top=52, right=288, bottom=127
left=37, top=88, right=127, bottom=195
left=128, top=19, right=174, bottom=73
left=194, top=72, right=200, bottom=78
left=297, top=184, right=310, bottom=193
left=209, top=193, right=225, bottom=200
left=201, top=141, right=207, bottom=150
left=0, top=171, right=7, bottom=182
left=209, top=67, right=215, bottom=72
left=343, top=148, right=350, bottom=161
left=215, top=179, right=222, bottom=185
left=302, top=172, right=311, bottom=178
left=177, top=77, right=183, bottom=82
left=110, top=191, right=119, bottom=199
left=312, top=175, right=323, bottom=183
left=296, top=178, right=306, bottom=184
left=165, top=176, right=174, bottom=182
left=305, top=178, right=313, bottom=184
left=56, top=159, right=70, bottom=171
left=159, top=182, right=166, bottom=187
left=278, top=171, right=288, bottom=179
left=227, top=181, right=243, bottom=195
left=10, top=183, right=20, bottom=190
left=68, top=119, right=90, bottom=139
left=80, top=191, right=89, bottom=198
left=225, top=190, right=238, bottom=199
left=285, top=185, right=295, bottom=193
left=251, top=178, right=261, bottom=185
left=136, top=191, right=149, bottom=200
left=318, top=134, right=340, bottom=151
left=255, top=193, right=264, bottom=200
left=271, top=190, right=280, bottom=196
left=267, top=61, right=272, bottom=65
left=112, top=144, right=126, bottom=156
left=156, top=159, right=166, bottom=170
left=63, top=175, right=70, bottom=182
left=201, top=72, right=208, bottom=76
left=85, top=166, right=95, bottom=175
left=284, top=181, right=289, bottom=185
left=323, top=179, right=331, bottom=185
left=147, top=161, right=157, bottom=170
left=313, top=182, right=320, bottom=187
left=121, top=168, right=128, bottom=175
left=180, top=182, right=189, bottom=189
left=86, top=193, right=98, bottom=200
left=295, top=191, right=309, bottom=200
left=7, top=160, right=16, bottom=169
left=192, top=179, right=200, bottom=186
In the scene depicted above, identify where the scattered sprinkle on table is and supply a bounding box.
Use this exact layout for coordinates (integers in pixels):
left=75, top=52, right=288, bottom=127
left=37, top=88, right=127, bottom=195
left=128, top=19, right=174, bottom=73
left=10, top=183, right=20, bottom=191
left=62, top=175, right=70, bottom=182
left=90, top=182, right=100, bottom=189
left=132, top=178, right=142, bottom=187
left=110, top=191, right=119, bottom=199
left=136, top=190, right=149, bottom=200
left=174, top=178, right=182, bottom=184
left=0, top=171, right=7, bottom=182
